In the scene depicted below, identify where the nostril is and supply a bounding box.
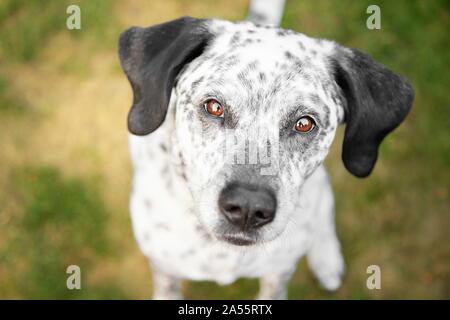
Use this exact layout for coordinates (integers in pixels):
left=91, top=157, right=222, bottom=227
left=224, top=204, right=241, bottom=214
left=254, top=210, right=266, bottom=220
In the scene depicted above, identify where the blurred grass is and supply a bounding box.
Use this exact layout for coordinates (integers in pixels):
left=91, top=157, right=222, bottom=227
left=0, top=0, right=448, bottom=299
left=0, top=76, right=28, bottom=114
left=0, top=167, right=128, bottom=298
left=0, top=0, right=117, bottom=62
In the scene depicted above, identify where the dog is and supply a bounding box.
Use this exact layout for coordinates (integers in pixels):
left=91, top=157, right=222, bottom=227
left=118, top=1, right=413, bottom=299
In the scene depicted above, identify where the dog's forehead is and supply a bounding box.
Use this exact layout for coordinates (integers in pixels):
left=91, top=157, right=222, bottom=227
left=178, top=20, right=339, bottom=114
left=205, top=20, right=334, bottom=73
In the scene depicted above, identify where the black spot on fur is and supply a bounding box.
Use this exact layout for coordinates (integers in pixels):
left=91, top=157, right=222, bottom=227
left=298, top=41, right=305, bottom=50
left=285, top=51, right=294, bottom=60
left=302, top=73, right=312, bottom=82
left=247, top=61, right=258, bottom=70
left=191, top=75, right=204, bottom=91
left=237, top=70, right=253, bottom=90
left=176, top=151, right=188, bottom=182
left=293, top=60, right=303, bottom=72
left=269, top=81, right=281, bottom=97
left=308, top=93, right=321, bottom=105
left=259, top=72, right=266, bottom=82
left=229, top=32, right=241, bottom=46
left=214, top=54, right=240, bottom=70
left=195, top=224, right=212, bottom=240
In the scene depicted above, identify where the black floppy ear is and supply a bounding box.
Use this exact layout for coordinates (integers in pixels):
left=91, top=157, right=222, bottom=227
left=331, top=46, right=414, bottom=177
left=118, top=17, right=212, bottom=135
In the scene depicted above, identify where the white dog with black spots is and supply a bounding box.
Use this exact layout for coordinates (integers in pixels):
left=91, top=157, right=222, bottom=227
left=119, top=0, right=413, bottom=299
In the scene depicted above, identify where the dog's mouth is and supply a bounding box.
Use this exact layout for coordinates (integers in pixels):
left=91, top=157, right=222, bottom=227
left=217, top=234, right=257, bottom=246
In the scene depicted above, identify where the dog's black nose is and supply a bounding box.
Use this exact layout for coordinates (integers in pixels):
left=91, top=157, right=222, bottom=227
left=218, top=183, right=276, bottom=231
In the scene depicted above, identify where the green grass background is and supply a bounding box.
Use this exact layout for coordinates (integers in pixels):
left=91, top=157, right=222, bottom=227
left=0, top=0, right=448, bottom=299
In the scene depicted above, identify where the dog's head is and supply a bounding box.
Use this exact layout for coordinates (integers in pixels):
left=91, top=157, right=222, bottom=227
left=119, top=17, right=414, bottom=246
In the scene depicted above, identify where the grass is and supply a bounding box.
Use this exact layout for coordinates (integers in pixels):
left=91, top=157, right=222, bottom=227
left=0, top=167, right=128, bottom=299
left=0, top=0, right=117, bottom=62
left=0, top=0, right=448, bottom=299
left=0, top=76, right=29, bottom=114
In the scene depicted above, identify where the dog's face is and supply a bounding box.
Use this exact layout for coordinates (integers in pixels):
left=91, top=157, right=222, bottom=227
left=119, top=17, right=413, bottom=246
left=173, top=22, right=343, bottom=245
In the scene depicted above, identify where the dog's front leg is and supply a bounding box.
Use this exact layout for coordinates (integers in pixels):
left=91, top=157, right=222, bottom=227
left=306, top=190, right=345, bottom=292
left=151, top=266, right=183, bottom=300
left=256, top=269, right=295, bottom=300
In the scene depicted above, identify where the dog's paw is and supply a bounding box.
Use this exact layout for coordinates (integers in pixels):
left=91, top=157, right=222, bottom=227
left=306, top=237, right=345, bottom=291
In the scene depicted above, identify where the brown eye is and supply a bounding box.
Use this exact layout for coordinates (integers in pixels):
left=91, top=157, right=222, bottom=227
left=294, top=116, right=316, bottom=133
left=204, top=99, right=224, bottom=117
